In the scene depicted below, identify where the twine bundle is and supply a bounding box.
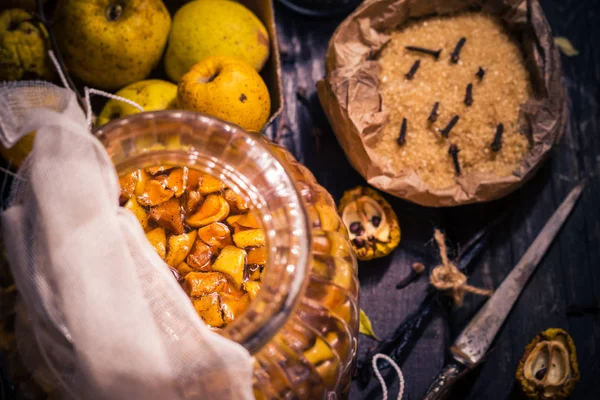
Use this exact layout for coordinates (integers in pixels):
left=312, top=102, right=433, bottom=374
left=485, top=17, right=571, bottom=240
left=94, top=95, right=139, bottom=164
left=429, top=229, right=493, bottom=305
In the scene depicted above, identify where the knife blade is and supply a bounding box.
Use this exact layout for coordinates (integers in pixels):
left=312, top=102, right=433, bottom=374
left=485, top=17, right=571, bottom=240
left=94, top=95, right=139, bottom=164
left=422, top=181, right=585, bottom=400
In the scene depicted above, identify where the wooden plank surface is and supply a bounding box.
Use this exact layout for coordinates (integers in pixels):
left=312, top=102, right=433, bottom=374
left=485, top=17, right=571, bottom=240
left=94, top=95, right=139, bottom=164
left=270, top=1, right=600, bottom=398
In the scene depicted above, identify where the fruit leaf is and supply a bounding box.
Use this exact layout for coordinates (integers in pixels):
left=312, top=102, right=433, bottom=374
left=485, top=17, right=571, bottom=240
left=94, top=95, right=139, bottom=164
left=359, top=309, right=380, bottom=340
left=554, top=37, right=579, bottom=57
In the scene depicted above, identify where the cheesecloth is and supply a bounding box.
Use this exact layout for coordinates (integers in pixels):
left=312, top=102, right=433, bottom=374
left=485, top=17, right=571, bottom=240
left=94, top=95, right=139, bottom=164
left=0, top=81, right=254, bottom=400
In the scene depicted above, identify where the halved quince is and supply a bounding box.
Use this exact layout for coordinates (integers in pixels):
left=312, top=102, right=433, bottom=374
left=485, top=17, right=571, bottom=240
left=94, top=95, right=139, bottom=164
left=516, top=328, right=579, bottom=400
left=338, top=186, right=400, bottom=261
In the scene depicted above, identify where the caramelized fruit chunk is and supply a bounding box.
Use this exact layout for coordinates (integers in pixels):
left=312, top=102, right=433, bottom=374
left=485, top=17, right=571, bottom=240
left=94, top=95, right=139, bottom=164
left=149, top=198, right=184, bottom=235
left=187, top=169, right=202, bottom=190
left=186, top=194, right=230, bottom=227
left=304, top=337, right=335, bottom=366
left=165, top=230, right=197, bottom=267
left=166, top=167, right=188, bottom=197
left=137, top=180, right=175, bottom=206
left=176, top=261, right=194, bottom=278
left=226, top=214, right=242, bottom=226
left=119, top=171, right=137, bottom=204
left=198, top=222, right=232, bottom=249
left=224, top=188, right=249, bottom=212
left=236, top=212, right=261, bottom=229
left=124, top=196, right=148, bottom=230
left=247, top=247, right=267, bottom=265
left=199, top=174, right=225, bottom=195
left=135, top=169, right=150, bottom=196
left=186, top=240, right=215, bottom=271
left=221, top=293, right=250, bottom=324
left=243, top=281, right=261, bottom=301
left=247, top=264, right=262, bottom=281
left=233, top=229, right=266, bottom=248
left=212, top=245, right=246, bottom=288
left=184, top=190, right=203, bottom=214
left=145, top=228, right=167, bottom=259
left=184, top=271, right=229, bottom=297
left=193, top=293, right=224, bottom=328
left=146, top=165, right=169, bottom=175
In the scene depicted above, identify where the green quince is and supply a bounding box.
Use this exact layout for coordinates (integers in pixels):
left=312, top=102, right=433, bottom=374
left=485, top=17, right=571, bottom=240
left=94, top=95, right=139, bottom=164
left=0, top=8, right=55, bottom=81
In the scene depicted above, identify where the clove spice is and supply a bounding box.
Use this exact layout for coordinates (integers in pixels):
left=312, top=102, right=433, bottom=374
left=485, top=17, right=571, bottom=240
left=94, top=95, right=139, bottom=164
left=405, top=60, right=421, bottom=80
left=405, top=46, right=442, bottom=60
left=491, top=123, right=504, bottom=152
left=397, top=117, right=408, bottom=146
left=476, top=66, right=486, bottom=81
left=464, top=83, right=473, bottom=106
left=440, top=115, right=460, bottom=138
left=449, top=144, right=461, bottom=175
left=450, top=37, right=467, bottom=63
left=428, top=102, right=440, bottom=123
left=396, top=262, right=426, bottom=289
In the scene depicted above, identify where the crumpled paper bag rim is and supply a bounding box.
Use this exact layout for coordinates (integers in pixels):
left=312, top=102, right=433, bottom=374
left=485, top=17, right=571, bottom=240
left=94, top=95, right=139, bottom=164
left=317, top=0, right=567, bottom=207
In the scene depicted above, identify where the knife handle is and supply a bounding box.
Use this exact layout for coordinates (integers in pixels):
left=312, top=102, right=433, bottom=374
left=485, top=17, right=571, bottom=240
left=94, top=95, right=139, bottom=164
left=421, top=362, right=465, bottom=400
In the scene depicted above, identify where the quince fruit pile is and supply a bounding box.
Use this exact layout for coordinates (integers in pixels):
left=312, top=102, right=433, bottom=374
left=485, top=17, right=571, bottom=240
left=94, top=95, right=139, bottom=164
left=0, top=0, right=272, bottom=167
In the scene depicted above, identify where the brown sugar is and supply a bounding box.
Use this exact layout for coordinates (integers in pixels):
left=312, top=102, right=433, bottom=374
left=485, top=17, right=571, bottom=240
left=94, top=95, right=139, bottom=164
left=376, top=12, right=532, bottom=189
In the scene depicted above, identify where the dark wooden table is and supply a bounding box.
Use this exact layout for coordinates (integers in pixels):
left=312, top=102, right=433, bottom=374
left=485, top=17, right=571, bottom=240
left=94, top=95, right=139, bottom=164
left=270, top=1, right=600, bottom=398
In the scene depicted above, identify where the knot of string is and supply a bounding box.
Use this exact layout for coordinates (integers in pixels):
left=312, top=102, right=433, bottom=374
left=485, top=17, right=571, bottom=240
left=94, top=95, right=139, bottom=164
left=372, top=353, right=405, bottom=400
left=429, top=229, right=492, bottom=305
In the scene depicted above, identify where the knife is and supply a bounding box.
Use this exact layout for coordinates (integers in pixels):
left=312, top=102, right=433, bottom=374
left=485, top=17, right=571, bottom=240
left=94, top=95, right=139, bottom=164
left=421, top=182, right=585, bottom=400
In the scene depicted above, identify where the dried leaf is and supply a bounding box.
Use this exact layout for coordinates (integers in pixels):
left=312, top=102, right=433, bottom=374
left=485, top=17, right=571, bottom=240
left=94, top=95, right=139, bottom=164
left=554, top=37, right=579, bottom=57
left=359, top=308, right=380, bottom=340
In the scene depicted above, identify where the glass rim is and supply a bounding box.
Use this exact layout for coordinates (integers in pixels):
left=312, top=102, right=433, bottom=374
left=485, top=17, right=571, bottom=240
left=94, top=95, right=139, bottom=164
left=94, top=110, right=311, bottom=354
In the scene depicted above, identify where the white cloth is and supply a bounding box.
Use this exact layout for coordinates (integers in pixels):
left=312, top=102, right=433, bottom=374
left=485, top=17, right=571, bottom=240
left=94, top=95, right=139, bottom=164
left=0, top=81, right=253, bottom=400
